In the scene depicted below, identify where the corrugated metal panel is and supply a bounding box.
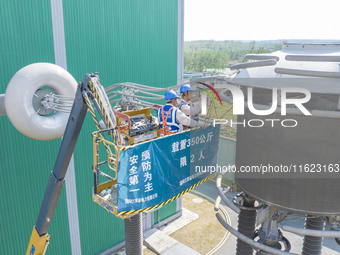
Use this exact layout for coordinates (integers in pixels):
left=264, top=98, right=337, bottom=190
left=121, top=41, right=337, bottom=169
left=63, top=0, right=177, bottom=86
left=1, top=0, right=178, bottom=254
left=153, top=201, right=177, bottom=224
left=217, top=137, right=236, bottom=166
left=0, top=1, right=72, bottom=254
left=63, top=0, right=178, bottom=253
left=217, top=137, right=236, bottom=181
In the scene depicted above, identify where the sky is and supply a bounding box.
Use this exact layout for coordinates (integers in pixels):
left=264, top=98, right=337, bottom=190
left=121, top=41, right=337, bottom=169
left=184, top=0, right=340, bottom=41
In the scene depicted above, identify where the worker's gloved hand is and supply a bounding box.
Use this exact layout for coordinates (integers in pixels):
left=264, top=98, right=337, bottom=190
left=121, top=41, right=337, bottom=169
left=189, top=119, right=207, bottom=129
left=190, top=101, right=202, bottom=116
left=199, top=121, right=209, bottom=129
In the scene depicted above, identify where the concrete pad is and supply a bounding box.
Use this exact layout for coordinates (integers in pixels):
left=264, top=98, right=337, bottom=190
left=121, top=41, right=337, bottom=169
left=281, top=220, right=340, bottom=255
left=282, top=230, right=340, bottom=254
left=144, top=230, right=178, bottom=254
left=144, top=208, right=201, bottom=254
left=110, top=245, right=149, bottom=255
left=161, top=207, right=199, bottom=235
left=162, top=242, right=201, bottom=255
left=144, top=228, right=158, bottom=239
left=144, top=228, right=201, bottom=255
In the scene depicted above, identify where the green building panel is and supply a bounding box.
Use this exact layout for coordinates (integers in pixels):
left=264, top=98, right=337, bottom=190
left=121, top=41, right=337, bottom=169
left=63, top=0, right=179, bottom=254
left=217, top=137, right=236, bottom=167
left=0, top=0, right=179, bottom=254
left=63, top=0, right=178, bottom=86
left=153, top=201, right=178, bottom=224
left=217, top=137, right=236, bottom=182
left=0, top=0, right=72, bottom=254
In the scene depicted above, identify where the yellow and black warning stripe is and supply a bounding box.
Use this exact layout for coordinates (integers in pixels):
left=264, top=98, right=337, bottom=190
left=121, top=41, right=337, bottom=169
left=83, top=93, right=100, bottom=128
left=88, top=80, right=113, bottom=131
left=117, top=173, right=216, bottom=217
left=83, top=91, right=112, bottom=155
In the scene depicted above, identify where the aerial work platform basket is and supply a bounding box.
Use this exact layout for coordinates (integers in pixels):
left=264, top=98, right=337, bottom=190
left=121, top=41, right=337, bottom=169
left=91, top=125, right=220, bottom=219
left=85, top=73, right=220, bottom=219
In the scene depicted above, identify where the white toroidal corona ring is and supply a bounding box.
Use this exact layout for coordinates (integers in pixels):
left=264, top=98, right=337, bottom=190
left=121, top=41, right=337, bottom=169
left=5, top=63, right=77, bottom=140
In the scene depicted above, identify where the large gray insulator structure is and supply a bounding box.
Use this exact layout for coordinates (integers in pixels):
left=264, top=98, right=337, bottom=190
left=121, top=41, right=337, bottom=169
left=234, top=42, right=340, bottom=215
left=216, top=42, right=340, bottom=255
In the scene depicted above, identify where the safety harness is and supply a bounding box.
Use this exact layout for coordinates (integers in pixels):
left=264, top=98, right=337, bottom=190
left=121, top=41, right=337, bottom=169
left=159, top=106, right=175, bottom=135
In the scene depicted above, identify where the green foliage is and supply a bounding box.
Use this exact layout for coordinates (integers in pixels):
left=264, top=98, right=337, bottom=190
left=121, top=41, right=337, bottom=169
left=207, top=102, right=237, bottom=139
left=184, top=49, right=229, bottom=72
left=184, top=40, right=282, bottom=72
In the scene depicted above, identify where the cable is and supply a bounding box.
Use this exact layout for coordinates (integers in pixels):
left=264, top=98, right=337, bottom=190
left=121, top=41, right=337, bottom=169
left=216, top=213, right=298, bottom=255
left=105, top=81, right=188, bottom=93
left=189, top=190, right=231, bottom=255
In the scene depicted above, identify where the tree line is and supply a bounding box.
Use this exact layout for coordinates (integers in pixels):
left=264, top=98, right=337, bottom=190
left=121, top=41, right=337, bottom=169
left=184, top=40, right=282, bottom=73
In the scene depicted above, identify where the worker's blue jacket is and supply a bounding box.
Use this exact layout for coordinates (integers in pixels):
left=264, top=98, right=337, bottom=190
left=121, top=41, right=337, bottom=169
left=158, top=104, right=181, bottom=133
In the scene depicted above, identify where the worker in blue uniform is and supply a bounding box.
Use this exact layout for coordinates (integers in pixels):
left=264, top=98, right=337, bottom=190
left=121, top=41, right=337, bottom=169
left=178, top=84, right=201, bottom=121
left=158, top=90, right=203, bottom=135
